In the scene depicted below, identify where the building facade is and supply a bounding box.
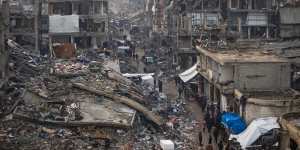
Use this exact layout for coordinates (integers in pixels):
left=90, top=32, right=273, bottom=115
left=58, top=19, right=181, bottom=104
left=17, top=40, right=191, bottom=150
left=48, top=0, right=109, bottom=50
left=196, top=45, right=300, bottom=123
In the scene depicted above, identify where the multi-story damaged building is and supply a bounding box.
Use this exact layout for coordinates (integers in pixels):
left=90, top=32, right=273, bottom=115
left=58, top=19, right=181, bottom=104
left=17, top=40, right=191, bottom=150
left=226, top=0, right=277, bottom=40
left=279, top=0, right=300, bottom=38
left=175, top=0, right=223, bottom=48
left=196, top=45, right=300, bottom=123
left=8, top=0, right=48, bottom=53
left=158, top=0, right=300, bottom=123
left=48, top=0, right=109, bottom=49
left=161, top=0, right=224, bottom=70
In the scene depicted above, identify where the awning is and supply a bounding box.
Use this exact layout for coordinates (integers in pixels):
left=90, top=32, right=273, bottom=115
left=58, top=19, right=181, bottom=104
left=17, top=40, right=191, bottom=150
left=179, top=63, right=199, bottom=83
left=230, top=117, right=279, bottom=149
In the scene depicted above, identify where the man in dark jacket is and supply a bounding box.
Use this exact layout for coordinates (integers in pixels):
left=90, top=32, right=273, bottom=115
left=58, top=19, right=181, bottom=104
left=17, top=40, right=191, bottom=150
left=198, top=131, right=203, bottom=146
left=205, top=112, right=213, bottom=133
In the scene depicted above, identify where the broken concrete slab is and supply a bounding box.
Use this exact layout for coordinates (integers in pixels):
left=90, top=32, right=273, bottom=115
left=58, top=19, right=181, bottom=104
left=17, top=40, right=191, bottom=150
left=72, top=82, right=164, bottom=126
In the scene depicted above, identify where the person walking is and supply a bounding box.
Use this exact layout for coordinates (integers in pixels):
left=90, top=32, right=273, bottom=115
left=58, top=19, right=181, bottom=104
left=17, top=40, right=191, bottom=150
left=178, top=85, right=183, bottom=98
left=213, top=126, right=219, bottom=143
left=205, top=112, right=213, bottom=134
left=205, top=136, right=213, bottom=150
left=200, top=96, right=207, bottom=112
left=218, top=141, right=224, bottom=150
left=198, top=131, right=203, bottom=146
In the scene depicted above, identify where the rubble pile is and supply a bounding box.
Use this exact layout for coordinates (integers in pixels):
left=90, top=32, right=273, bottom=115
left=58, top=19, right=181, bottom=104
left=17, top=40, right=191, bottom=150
left=0, top=47, right=200, bottom=149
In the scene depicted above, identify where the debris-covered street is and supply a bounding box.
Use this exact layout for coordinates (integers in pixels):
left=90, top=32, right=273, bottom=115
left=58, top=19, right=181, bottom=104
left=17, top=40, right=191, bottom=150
left=2, top=0, right=300, bottom=150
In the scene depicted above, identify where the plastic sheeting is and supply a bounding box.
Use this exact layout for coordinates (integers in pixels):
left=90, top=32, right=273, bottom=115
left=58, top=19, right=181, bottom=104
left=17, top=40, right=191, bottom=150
left=179, top=63, right=199, bottom=83
left=122, top=73, right=155, bottom=88
left=221, top=112, right=246, bottom=135
left=230, top=117, right=280, bottom=149
left=49, top=15, right=79, bottom=33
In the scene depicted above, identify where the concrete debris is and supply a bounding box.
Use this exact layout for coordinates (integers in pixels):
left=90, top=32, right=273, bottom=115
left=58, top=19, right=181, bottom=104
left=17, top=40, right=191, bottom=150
left=0, top=42, right=200, bottom=149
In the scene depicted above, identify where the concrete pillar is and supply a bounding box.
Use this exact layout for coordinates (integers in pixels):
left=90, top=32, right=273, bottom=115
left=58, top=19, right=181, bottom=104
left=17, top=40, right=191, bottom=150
left=70, top=36, right=75, bottom=44
left=238, top=17, right=242, bottom=33
left=71, top=2, right=75, bottom=14
left=34, top=0, right=42, bottom=53
left=0, top=0, right=9, bottom=79
left=266, top=26, right=269, bottom=39
left=101, top=1, right=104, bottom=15
left=92, top=37, right=98, bottom=49
left=248, top=27, right=251, bottom=39
left=49, top=36, right=53, bottom=58
left=248, top=0, right=253, bottom=9
left=280, top=130, right=290, bottom=150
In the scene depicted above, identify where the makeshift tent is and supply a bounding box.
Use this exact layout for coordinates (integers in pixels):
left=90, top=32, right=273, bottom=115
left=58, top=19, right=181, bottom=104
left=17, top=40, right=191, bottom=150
left=230, top=117, right=280, bottom=149
left=179, top=63, right=199, bottom=82
left=221, top=112, right=246, bottom=135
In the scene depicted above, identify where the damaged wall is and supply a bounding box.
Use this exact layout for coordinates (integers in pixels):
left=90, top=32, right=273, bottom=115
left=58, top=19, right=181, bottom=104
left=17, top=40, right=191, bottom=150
left=234, top=63, right=291, bottom=91
left=280, top=7, right=300, bottom=38
left=244, top=99, right=300, bottom=123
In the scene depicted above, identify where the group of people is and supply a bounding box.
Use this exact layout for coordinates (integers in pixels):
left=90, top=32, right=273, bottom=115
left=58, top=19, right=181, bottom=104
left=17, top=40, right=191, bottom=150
left=198, top=100, right=228, bottom=150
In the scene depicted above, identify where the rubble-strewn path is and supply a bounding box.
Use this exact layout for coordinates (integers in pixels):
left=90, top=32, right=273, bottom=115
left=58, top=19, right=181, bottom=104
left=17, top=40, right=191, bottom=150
left=163, top=78, right=218, bottom=150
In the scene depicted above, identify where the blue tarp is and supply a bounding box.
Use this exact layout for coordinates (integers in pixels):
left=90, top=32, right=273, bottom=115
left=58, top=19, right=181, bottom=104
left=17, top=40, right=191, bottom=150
left=221, top=112, right=247, bottom=135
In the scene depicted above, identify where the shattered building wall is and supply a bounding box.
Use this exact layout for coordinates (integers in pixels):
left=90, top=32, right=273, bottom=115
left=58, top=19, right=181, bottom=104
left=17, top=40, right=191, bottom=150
left=48, top=0, right=109, bottom=49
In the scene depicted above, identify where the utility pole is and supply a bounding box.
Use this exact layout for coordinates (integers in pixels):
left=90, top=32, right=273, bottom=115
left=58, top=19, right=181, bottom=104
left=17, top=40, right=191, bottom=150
left=35, top=0, right=42, bottom=53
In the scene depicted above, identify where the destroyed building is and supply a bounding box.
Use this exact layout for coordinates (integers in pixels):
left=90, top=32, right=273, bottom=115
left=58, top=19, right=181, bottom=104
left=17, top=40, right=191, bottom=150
left=48, top=0, right=109, bottom=50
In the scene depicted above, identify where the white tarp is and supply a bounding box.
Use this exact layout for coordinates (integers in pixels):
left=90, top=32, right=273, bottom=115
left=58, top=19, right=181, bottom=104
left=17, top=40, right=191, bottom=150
left=141, top=75, right=155, bottom=87
left=179, top=63, right=199, bottom=83
left=49, top=15, right=79, bottom=33
left=122, top=73, right=155, bottom=88
left=230, top=117, right=280, bottom=149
